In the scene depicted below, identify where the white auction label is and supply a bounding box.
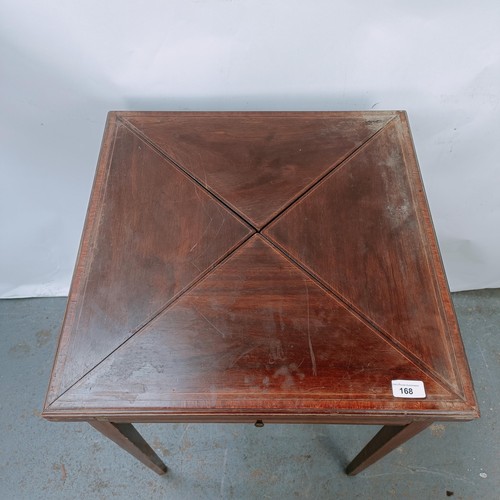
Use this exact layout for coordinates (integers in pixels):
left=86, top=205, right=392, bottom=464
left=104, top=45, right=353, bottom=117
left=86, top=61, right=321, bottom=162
left=391, top=380, right=426, bottom=398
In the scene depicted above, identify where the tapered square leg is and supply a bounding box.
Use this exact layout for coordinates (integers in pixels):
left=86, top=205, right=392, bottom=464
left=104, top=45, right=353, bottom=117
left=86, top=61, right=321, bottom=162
left=345, top=421, right=432, bottom=476
left=89, top=421, right=167, bottom=475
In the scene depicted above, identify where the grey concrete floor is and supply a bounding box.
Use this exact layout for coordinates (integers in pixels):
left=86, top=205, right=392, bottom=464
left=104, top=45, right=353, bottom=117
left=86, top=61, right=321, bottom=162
left=0, top=290, right=498, bottom=499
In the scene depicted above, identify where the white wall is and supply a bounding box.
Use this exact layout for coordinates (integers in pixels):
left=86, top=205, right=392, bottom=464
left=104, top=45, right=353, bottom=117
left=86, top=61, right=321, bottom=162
left=1, top=0, right=499, bottom=297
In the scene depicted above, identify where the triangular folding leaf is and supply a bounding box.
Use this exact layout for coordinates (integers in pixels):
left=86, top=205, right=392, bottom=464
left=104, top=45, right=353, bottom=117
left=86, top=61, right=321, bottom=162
left=52, top=123, right=253, bottom=398
left=123, top=113, right=395, bottom=229
left=265, top=118, right=460, bottom=394
left=54, top=237, right=455, bottom=410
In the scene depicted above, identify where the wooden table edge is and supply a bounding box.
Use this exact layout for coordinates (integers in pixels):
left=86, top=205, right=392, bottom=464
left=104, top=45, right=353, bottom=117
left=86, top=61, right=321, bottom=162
left=41, top=407, right=479, bottom=424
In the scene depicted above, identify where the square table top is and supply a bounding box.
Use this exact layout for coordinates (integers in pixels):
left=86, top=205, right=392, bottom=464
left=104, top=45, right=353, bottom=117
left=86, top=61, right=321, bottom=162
left=43, top=111, right=478, bottom=424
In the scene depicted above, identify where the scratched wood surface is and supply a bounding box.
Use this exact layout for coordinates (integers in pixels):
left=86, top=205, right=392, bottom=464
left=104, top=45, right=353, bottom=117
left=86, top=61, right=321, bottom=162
left=43, top=112, right=478, bottom=423
left=122, top=112, right=395, bottom=229
left=264, top=119, right=458, bottom=392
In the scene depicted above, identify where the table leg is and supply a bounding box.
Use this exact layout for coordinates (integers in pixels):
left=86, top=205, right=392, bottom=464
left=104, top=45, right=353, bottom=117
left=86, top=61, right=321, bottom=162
left=345, top=421, right=432, bottom=476
left=89, top=421, right=167, bottom=475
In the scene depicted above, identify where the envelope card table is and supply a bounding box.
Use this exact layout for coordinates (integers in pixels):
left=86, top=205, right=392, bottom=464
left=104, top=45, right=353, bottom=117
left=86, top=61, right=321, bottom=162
left=43, top=111, right=478, bottom=475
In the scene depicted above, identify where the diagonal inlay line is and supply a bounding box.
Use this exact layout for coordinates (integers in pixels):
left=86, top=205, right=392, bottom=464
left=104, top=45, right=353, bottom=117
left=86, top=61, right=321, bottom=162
left=262, top=117, right=463, bottom=399
left=48, top=229, right=254, bottom=408
left=261, top=233, right=465, bottom=401
left=48, top=122, right=255, bottom=406
left=259, top=115, right=398, bottom=233
left=118, top=116, right=258, bottom=230
left=120, top=114, right=397, bottom=231
left=52, top=235, right=462, bottom=408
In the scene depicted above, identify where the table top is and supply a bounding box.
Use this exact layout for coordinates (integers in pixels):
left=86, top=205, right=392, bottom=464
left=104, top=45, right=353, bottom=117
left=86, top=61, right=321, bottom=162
left=43, top=111, right=478, bottom=424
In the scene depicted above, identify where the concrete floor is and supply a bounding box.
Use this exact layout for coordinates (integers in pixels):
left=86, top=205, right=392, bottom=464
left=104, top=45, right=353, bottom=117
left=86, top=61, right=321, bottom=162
left=0, top=290, right=498, bottom=499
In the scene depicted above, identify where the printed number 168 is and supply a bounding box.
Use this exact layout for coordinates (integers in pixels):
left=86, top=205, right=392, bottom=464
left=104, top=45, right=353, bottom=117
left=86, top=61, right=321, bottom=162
left=400, top=387, right=413, bottom=395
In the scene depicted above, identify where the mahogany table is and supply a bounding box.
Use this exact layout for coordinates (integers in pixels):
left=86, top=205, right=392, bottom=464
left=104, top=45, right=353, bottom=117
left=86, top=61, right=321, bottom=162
left=43, top=111, right=478, bottom=476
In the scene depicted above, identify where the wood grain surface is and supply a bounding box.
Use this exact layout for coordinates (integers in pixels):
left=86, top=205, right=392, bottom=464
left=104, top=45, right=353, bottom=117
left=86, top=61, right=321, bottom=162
left=49, top=235, right=455, bottom=412
left=122, top=112, right=395, bottom=229
left=44, top=112, right=478, bottom=424
left=264, top=118, right=459, bottom=393
left=46, top=119, right=253, bottom=401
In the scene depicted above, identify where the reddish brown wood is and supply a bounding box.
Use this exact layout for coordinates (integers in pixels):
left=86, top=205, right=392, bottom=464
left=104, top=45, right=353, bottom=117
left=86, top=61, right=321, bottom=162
left=345, top=421, right=432, bottom=475
left=122, top=112, right=395, bottom=229
left=49, top=235, right=454, bottom=412
left=43, top=111, right=478, bottom=475
left=89, top=421, right=167, bottom=475
left=47, top=120, right=253, bottom=400
left=264, top=118, right=460, bottom=393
